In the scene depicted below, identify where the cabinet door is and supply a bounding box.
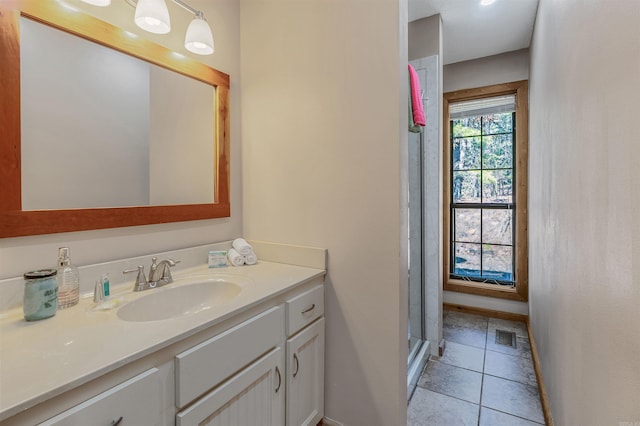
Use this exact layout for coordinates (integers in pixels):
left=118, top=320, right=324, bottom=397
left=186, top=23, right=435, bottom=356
left=286, top=318, right=324, bottom=426
left=39, top=368, right=162, bottom=425
left=176, top=347, right=285, bottom=426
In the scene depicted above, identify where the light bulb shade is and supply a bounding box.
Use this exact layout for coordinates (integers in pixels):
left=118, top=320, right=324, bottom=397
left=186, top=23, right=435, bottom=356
left=135, top=0, right=171, bottom=34
left=185, top=17, right=214, bottom=55
left=80, top=0, right=111, bottom=5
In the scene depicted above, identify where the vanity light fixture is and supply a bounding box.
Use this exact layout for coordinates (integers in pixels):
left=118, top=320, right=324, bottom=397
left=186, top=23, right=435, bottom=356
left=80, top=0, right=214, bottom=55
left=134, top=0, right=171, bottom=34
left=184, top=11, right=214, bottom=55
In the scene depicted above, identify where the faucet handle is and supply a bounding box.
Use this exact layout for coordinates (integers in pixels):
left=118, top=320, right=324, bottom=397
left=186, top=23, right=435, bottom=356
left=149, top=257, right=158, bottom=272
left=123, top=265, right=147, bottom=292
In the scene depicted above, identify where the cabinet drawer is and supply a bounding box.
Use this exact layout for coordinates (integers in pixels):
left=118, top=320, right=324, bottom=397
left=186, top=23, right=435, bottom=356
left=175, top=305, right=284, bottom=408
left=39, top=368, right=161, bottom=425
left=286, top=285, right=324, bottom=336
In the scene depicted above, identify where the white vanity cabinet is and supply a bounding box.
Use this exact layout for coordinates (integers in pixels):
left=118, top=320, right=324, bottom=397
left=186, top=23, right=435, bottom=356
left=2, top=278, right=325, bottom=426
left=285, top=285, right=325, bottom=426
left=39, top=368, right=163, bottom=425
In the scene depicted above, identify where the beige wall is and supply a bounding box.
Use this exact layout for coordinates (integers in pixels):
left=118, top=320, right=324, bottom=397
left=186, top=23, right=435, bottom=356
left=240, top=0, right=408, bottom=425
left=443, top=48, right=529, bottom=93
left=0, top=0, right=242, bottom=278
left=408, top=15, right=440, bottom=61
left=529, top=0, right=640, bottom=424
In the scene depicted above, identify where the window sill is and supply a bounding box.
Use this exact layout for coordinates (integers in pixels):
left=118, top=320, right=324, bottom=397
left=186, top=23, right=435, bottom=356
left=444, top=278, right=527, bottom=302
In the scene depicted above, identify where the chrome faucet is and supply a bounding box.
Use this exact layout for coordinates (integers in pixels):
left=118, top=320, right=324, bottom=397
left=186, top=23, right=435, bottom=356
left=123, top=257, right=180, bottom=292
left=148, top=257, right=179, bottom=285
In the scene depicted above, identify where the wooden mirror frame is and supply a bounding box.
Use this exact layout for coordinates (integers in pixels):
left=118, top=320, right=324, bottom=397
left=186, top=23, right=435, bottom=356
left=0, top=1, right=230, bottom=238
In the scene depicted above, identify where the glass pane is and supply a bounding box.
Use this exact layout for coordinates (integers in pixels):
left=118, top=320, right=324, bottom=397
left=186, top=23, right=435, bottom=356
left=482, top=209, right=513, bottom=245
left=482, top=244, right=513, bottom=281
left=453, top=137, right=480, bottom=170
left=454, top=243, right=481, bottom=278
left=482, top=169, right=512, bottom=203
left=452, top=116, right=481, bottom=137
left=454, top=208, right=481, bottom=243
left=482, top=112, right=513, bottom=134
left=453, top=171, right=481, bottom=203
left=483, top=134, right=513, bottom=169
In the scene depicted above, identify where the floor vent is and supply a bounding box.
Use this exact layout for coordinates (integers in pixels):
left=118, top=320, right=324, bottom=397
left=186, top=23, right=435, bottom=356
left=495, top=329, right=517, bottom=348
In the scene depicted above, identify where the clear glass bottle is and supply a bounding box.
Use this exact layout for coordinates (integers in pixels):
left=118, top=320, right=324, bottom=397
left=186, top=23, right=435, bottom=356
left=57, top=247, right=79, bottom=309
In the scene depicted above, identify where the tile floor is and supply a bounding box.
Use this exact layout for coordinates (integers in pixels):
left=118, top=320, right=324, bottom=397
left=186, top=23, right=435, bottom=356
left=408, top=310, right=546, bottom=425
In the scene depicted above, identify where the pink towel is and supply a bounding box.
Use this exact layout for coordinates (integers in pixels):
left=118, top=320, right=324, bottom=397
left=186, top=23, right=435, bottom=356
left=408, top=64, right=426, bottom=126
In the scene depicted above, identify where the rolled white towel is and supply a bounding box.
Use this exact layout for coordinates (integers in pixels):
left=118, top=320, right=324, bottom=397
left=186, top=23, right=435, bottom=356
left=232, top=238, right=253, bottom=256
left=244, top=250, right=258, bottom=265
left=227, top=248, right=245, bottom=267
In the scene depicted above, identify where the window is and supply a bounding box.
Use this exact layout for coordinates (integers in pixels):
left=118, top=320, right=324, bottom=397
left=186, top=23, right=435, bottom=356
left=443, top=81, right=528, bottom=301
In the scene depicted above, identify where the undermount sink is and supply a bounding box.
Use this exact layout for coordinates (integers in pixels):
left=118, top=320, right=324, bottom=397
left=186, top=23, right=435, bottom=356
left=117, top=277, right=243, bottom=322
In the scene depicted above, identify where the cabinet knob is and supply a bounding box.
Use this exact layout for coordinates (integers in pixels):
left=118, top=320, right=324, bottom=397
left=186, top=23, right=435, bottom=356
left=111, top=417, right=123, bottom=426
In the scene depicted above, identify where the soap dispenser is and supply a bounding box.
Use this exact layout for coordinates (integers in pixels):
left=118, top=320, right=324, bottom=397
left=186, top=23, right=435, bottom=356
left=57, top=247, right=79, bottom=309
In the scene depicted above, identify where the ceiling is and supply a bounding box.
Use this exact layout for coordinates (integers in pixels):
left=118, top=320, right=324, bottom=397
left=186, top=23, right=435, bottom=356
left=408, top=0, right=539, bottom=65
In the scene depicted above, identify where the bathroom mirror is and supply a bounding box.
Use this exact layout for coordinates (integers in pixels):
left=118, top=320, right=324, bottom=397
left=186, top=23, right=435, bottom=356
left=0, top=1, right=230, bottom=237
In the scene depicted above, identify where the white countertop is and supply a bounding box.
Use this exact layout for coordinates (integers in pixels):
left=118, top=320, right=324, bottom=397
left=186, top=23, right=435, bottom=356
left=0, top=260, right=325, bottom=421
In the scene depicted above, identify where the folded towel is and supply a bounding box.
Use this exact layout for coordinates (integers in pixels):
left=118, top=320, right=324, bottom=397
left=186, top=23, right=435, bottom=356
left=227, top=248, right=245, bottom=267
left=408, top=64, right=426, bottom=126
left=244, top=251, right=258, bottom=265
left=232, top=238, right=253, bottom=256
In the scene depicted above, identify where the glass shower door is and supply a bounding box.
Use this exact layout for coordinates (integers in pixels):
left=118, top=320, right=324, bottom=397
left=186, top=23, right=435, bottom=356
left=407, top=129, right=426, bottom=398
